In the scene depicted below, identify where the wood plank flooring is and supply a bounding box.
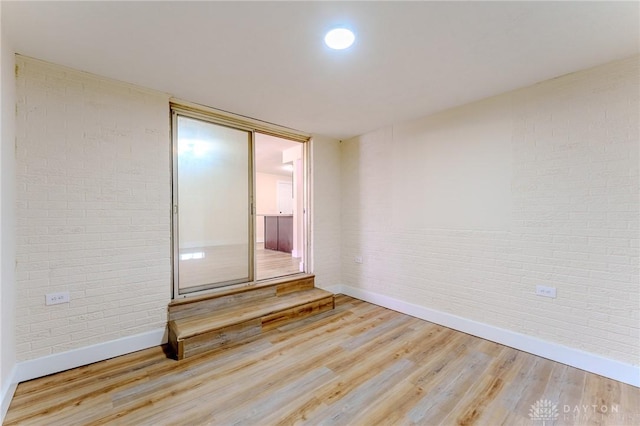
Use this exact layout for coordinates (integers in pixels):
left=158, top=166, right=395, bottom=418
left=256, top=243, right=301, bottom=281
left=179, top=244, right=300, bottom=290
left=6, top=295, right=639, bottom=425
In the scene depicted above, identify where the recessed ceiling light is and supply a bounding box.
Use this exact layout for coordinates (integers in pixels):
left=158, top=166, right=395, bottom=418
left=324, top=28, right=355, bottom=50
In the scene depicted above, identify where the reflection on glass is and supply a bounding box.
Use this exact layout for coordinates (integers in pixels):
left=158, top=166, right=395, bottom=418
left=176, top=116, right=250, bottom=292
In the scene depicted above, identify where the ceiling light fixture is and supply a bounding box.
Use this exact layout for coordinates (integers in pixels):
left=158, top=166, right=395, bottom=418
left=324, top=28, right=355, bottom=50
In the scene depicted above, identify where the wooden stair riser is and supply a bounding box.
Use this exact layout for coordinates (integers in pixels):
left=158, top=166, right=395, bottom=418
left=172, top=289, right=331, bottom=339
left=175, top=297, right=334, bottom=360
left=169, top=287, right=275, bottom=322
left=168, top=326, right=179, bottom=360
left=262, top=296, right=335, bottom=332
left=178, top=319, right=263, bottom=360
left=168, top=275, right=316, bottom=322
left=168, top=274, right=336, bottom=360
left=275, top=276, right=315, bottom=296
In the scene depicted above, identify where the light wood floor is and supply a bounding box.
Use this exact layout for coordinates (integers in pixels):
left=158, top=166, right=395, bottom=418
left=256, top=243, right=301, bottom=281
left=179, top=244, right=300, bottom=290
left=6, top=296, right=639, bottom=425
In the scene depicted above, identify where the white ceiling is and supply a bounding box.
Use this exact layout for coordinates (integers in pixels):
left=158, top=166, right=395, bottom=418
left=3, top=1, right=639, bottom=140
left=255, top=133, right=300, bottom=176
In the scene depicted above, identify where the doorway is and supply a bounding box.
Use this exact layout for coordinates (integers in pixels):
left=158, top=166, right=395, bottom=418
left=254, top=133, right=305, bottom=281
left=277, top=181, right=293, bottom=215
left=171, top=105, right=308, bottom=298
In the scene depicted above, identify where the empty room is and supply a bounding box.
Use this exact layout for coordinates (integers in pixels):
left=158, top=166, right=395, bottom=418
left=1, top=2, right=639, bottom=425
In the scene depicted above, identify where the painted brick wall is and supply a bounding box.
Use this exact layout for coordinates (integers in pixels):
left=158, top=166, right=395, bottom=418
left=311, top=135, right=342, bottom=290
left=341, top=56, right=639, bottom=365
left=15, top=57, right=171, bottom=361
left=1, top=10, right=17, bottom=404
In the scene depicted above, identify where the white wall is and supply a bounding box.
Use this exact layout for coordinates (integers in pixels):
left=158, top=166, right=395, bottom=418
left=341, top=56, right=639, bottom=367
left=311, top=135, right=342, bottom=290
left=0, top=5, right=17, bottom=420
left=283, top=144, right=304, bottom=258
left=14, top=57, right=171, bottom=362
left=392, top=96, right=512, bottom=230
left=256, top=172, right=291, bottom=243
left=5, top=43, right=635, bottom=412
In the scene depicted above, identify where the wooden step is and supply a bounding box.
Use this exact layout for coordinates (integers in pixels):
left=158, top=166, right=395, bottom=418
left=168, top=276, right=335, bottom=360
left=168, top=274, right=316, bottom=322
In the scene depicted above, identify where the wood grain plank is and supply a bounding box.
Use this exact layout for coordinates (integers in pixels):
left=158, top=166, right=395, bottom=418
left=261, top=296, right=334, bottom=331
left=276, top=276, right=315, bottom=295
left=6, top=296, right=638, bottom=426
left=310, top=358, right=416, bottom=425
left=172, top=288, right=332, bottom=339
left=181, top=318, right=262, bottom=359
left=168, top=286, right=276, bottom=321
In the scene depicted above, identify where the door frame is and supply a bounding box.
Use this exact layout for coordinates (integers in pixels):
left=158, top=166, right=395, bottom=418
left=170, top=100, right=311, bottom=300
left=171, top=110, right=255, bottom=297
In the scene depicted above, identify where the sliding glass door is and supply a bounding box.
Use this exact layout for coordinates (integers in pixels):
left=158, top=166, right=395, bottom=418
left=173, top=113, right=253, bottom=295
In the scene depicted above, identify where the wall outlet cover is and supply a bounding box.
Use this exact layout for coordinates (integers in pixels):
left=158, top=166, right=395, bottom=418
left=535, top=285, right=557, bottom=299
left=46, top=292, right=70, bottom=305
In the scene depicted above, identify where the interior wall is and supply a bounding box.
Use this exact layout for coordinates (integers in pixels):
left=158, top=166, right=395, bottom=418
left=255, top=172, right=291, bottom=243
left=282, top=145, right=304, bottom=259
left=14, top=57, right=171, bottom=362
left=392, top=96, right=512, bottom=230
left=311, top=135, right=342, bottom=290
left=341, top=56, right=639, bottom=366
left=0, top=6, right=17, bottom=418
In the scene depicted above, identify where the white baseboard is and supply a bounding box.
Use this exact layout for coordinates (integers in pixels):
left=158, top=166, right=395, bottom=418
left=1, top=365, right=18, bottom=423
left=337, top=285, right=639, bottom=388
left=1, top=328, right=166, bottom=421
left=15, top=328, right=167, bottom=384
left=3, top=287, right=637, bottom=421
left=318, top=284, right=343, bottom=295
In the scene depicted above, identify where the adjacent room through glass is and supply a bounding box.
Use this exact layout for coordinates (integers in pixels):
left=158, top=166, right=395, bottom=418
left=254, top=133, right=305, bottom=281
left=171, top=107, right=307, bottom=297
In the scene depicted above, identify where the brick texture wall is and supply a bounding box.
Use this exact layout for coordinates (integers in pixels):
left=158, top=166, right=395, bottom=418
left=311, top=135, right=342, bottom=290
left=13, top=53, right=638, bottom=367
left=15, top=57, right=171, bottom=361
left=341, top=56, right=639, bottom=365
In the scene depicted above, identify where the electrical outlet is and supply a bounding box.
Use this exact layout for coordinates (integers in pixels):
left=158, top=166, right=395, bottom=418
left=354, top=255, right=363, bottom=264
left=46, top=292, right=70, bottom=306
left=535, top=285, right=556, bottom=299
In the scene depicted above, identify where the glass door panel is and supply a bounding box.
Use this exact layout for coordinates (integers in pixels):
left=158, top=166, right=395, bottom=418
left=174, top=115, right=252, bottom=294
left=254, top=133, right=304, bottom=281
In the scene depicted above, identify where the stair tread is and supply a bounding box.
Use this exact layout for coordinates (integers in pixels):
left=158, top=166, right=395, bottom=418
left=171, top=288, right=332, bottom=340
